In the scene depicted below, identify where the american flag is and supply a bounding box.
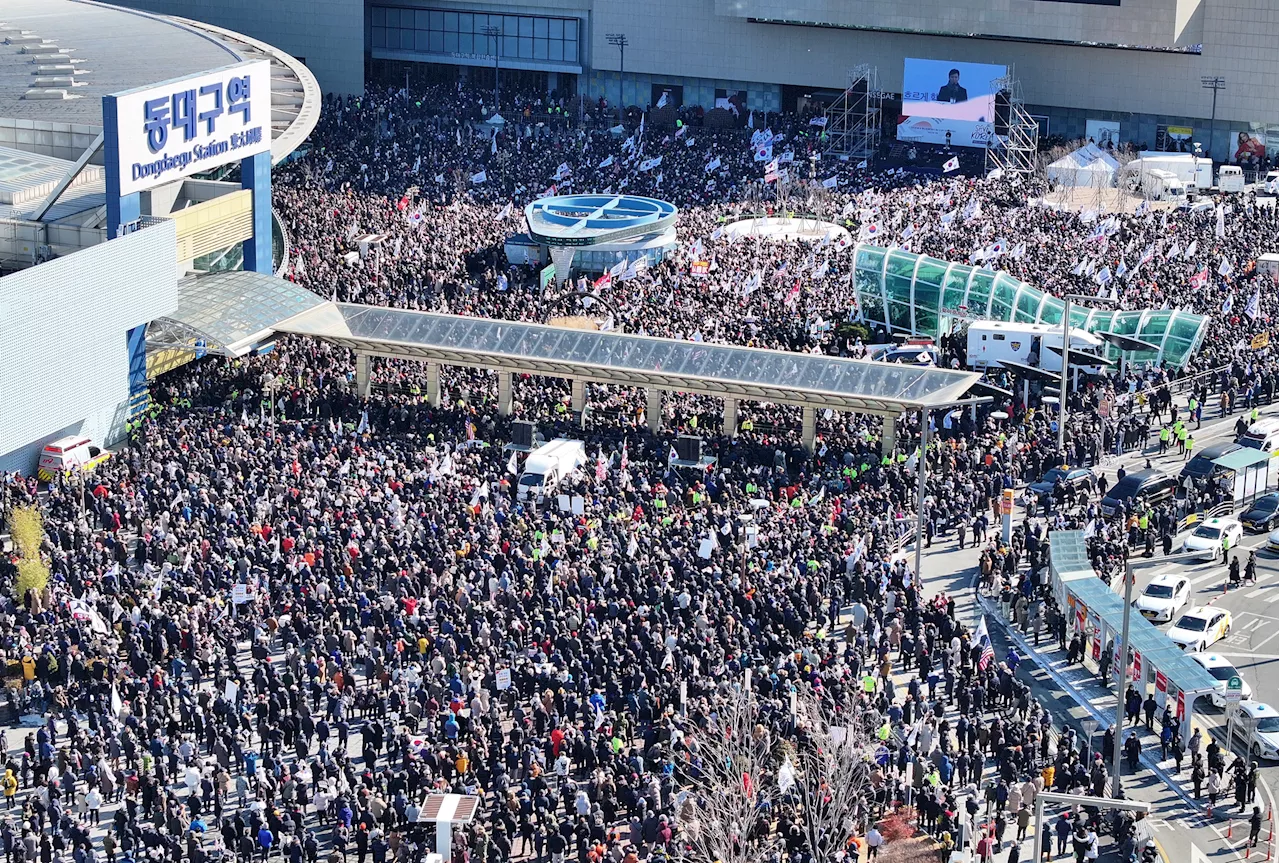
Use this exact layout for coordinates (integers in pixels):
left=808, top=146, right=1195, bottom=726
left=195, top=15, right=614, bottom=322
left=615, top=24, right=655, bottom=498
left=974, top=615, right=995, bottom=671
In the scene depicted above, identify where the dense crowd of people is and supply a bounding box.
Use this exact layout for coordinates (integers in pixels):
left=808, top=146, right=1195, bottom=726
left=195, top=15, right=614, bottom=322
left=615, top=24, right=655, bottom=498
left=0, top=78, right=1275, bottom=863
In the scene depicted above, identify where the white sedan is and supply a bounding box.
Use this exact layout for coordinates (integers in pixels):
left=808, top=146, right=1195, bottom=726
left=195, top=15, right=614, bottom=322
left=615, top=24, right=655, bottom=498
left=1167, top=606, right=1232, bottom=652
left=1183, top=517, right=1244, bottom=555
left=1133, top=573, right=1190, bottom=623
left=1230, top=701, right=1280, bottom=762
left=1188, top=652, right=1253, bottom=707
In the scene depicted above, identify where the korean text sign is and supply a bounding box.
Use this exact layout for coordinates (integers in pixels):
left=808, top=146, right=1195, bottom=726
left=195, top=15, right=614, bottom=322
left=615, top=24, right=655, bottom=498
left=104, top=61, right=271, bottom=197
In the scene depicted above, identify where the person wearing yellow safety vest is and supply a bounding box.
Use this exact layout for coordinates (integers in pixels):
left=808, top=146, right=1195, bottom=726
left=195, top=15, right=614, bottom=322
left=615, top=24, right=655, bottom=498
left=1158, top=425, right=1171, bottom=455
left=1176, top=423, right=1188, bottom=455
left=1188, top=395, right=1199, bottom=430
left=1183, top=434, right=1194, bottom=461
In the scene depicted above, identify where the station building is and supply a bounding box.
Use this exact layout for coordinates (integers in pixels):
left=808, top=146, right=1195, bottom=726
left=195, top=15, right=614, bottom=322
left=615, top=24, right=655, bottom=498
left=0, top=0, right=320, bottom=471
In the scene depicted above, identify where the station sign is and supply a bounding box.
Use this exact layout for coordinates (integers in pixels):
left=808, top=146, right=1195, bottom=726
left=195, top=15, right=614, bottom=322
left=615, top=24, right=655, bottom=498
left=104, top=60, right=271, bottom=197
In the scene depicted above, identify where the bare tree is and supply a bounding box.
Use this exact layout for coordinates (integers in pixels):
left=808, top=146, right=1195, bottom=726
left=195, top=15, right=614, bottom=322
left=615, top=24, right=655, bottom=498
left=680, top=681, right=883, bottom=863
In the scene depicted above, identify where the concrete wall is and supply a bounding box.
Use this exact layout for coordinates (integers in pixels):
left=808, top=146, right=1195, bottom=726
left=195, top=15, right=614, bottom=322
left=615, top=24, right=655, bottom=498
left=0, top=221, right=178, bottom=474
left=114, top=0, right=366, bottom=95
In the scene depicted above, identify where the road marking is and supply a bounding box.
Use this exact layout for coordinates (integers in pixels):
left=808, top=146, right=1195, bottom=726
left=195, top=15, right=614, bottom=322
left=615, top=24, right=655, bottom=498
left=1198, top=651, right=1280, bottom=661
left=1189, top=570, right=1222, bottom=585
left=1244, top=617, right=1266, bottom=632
left=1244, top=585, right=1274, bottom=599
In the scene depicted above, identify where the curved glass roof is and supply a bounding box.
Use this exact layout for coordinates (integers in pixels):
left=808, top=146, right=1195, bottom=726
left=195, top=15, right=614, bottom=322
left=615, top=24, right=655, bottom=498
left=525, top=195, right=678, bottom=247
left=277, top=303, right=981, bottom=416
left=148, top=270, right=328, bottom=357
left=852, top=244, right=1208, bottom=368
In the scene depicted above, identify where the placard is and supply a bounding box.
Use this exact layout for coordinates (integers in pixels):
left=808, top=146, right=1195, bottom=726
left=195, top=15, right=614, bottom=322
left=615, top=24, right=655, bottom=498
left=495, top=668, right=512, bottom=691
left=231, top=584, right=251, bottom=605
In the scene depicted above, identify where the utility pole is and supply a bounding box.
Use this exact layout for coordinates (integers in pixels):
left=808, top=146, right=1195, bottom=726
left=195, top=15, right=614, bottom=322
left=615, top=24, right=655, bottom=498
left=606, top=33, right=628, bottom=123
left=481, top=25, right=502, bottom=108
left=1200, top=77, right=1226, bottom=163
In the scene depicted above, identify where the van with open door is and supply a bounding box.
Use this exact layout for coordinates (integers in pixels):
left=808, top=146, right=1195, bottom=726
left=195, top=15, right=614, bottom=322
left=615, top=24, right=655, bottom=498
left=36, top=435, right=111, bottom=482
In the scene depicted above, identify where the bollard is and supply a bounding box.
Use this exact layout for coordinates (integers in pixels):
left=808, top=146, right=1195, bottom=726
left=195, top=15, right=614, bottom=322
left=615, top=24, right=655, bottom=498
left=1229, top=820, right=1233, bottom=839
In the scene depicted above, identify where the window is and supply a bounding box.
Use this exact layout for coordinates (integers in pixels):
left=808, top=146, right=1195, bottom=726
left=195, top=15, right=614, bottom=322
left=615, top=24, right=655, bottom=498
left=371, top=7, right=581, bottom=63
left=993, top=334, right=1005, bottom=341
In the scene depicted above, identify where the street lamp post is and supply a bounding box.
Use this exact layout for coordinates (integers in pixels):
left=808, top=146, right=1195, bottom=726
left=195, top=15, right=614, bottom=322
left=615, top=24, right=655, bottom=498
left=1056, top=294, right=1117, bottom=463
left=1200, top=77, right=1226, bottom=163
left=481, top=25, right=502, bottom=107
left=606, top=34, right=628, bottom=123
left=1110, top=549, right=1215, bottom=797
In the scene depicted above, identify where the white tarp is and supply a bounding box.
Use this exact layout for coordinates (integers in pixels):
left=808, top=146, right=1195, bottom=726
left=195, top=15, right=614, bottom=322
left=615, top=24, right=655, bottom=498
left=1046, top=143, right=1120, bottom=187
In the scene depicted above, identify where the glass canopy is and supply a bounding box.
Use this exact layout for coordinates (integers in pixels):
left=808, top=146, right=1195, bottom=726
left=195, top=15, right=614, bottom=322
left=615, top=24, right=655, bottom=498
left=278, top=303, right=982, bottom=415
left=853, top=244, right=1209, bottom=368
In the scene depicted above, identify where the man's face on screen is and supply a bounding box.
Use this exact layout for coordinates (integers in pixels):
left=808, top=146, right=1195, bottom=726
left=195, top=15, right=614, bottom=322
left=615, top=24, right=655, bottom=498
left=949, top=71, right=960, bottom=85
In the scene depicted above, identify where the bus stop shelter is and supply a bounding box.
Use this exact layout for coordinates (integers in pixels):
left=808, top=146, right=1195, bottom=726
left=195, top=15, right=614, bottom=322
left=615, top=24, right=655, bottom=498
left=1048, top=531, right=1221, bottom=746
left=1212, top=447, right=1274, bottom=504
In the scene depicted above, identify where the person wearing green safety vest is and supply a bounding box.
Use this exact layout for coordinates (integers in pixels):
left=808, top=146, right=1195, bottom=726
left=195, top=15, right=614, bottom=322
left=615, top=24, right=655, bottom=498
left=746, top=481, right=757, bottom=495
left=1184, top=434, right=1194, bottom=461
left=1221, top=530, right=1232, bottom=563
left=1159, top=425, right=1171, bottom=454
left=741, top=419, right=754, bottom=432
left=1189, top=395, right=1201, bottom=429
left=862, top=673, right=876, bottom=693
left=1176, top=424, right=1188, bottom=455
left=1138, top=512, right=1149, bottom=531
left=881, top=454, right=891, bottom=466
left=1250, top=407, right=1259, bottom=424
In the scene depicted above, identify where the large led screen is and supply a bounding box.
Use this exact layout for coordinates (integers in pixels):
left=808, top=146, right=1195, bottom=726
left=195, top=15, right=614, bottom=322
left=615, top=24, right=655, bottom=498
left=897, top=59, right=1008, bottom=148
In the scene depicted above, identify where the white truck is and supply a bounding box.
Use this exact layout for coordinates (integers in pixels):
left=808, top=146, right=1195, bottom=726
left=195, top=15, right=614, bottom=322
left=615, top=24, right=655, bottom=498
left=517, top=438, right=588, bottom=500
left=1137, top=168, right=1186, bottom=201
left=1216, top=165, right=1245, bottom=193
left=1131, top=152, right=1213, bottom=190
left=966, top=321, right=1106, bottom=373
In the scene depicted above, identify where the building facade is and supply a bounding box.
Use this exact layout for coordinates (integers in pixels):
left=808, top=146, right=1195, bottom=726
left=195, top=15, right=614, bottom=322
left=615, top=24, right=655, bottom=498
left=118, top=0, right=1277, bottom=162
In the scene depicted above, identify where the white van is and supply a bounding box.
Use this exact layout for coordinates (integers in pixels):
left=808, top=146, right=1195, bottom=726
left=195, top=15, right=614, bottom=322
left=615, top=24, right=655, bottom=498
left=36, top=435, right=111, bottom=481
left=1217, top=165, right=1245, bottom=193
left=1239, top=420, right=1280, bottom=458
left=517, top=438, right=588, bottom=500
left=966, top=321, right=1104, bottom=372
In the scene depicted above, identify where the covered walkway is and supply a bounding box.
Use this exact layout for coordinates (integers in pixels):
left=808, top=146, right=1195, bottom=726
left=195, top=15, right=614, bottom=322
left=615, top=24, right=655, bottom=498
left=152, top=271, right=983, bottom=451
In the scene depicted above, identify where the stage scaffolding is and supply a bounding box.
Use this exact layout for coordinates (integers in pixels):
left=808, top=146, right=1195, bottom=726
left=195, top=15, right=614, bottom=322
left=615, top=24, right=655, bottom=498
left=984, top=67, right=1038, bottom=177
left=823, top=65, right=882, bottom=161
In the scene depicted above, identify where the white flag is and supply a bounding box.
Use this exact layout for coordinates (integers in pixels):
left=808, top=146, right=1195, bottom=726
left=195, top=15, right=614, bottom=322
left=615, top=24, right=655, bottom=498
left=598, top=155, right=614, bottom=169
left=656, top=91, right=669, bottom=109
left=943, top=156, right=960, bottom=173
left=507, top=451, right=518, bottom=474
left=856, top=159, right=868, bottom=169
left=704, top=156, right=721, bottom=173
left=1215, top=204, right=1225, bottom=239
left=822, top=176, right=839, bottom=189
left=1218, top=256, right=1233, bottom=277
left=1244, top=289, right=1260, bottom=320
left=470, top=170, right=487, bottom=184
left=809, top=116, right=828, bottom=127
left=497, top=202, right=512, bottom=220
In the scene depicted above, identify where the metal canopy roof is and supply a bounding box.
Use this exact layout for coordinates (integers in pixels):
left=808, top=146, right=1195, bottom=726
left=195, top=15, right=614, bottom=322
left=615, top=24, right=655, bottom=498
left=1048, top=531, right=1220, bottom=698
left=1212, top=448, right=1274, bottom=471
left=276, top=303, right=981, bottom=416
left=147, top=270, right=328, bottom=358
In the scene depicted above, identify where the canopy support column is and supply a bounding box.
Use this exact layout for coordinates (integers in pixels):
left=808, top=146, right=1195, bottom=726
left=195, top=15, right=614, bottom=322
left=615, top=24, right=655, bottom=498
left=497, top=372, right=513, bottom=417
left=881, top=414, right=896, bottom=458
left=571, top=379, right=586, bottom=421
left=355, top=353, right=372, bottom=398
left=647, top=389, right=662, bottom=434
left=801, top=406, right=817, bottom=453
left=723, top=398, right=738, bottom=438
left=425, top=363, right=441, bottom=407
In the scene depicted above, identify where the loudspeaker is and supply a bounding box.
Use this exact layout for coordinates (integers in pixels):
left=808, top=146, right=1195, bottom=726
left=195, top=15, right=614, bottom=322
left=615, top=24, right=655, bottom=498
left=512, top=420, right=535, bottom=448
left=676, top=435, right=702, bottom=462
left=994, top=91, right=1011, bottom=136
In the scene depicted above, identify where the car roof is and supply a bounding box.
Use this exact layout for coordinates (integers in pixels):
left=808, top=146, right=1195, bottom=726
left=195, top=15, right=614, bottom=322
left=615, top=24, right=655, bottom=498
left=1201, top=517, right=1239, bottom=527
left=1239, top=701, right=1279, bottom=719
left=1181, top=606, right=1221, bottom=618
left=1197, top=442, right=1242, bottom=459
left=1148, top=572, right=1185, bottom=587
left=1189, top=652, right=1234, bottom=669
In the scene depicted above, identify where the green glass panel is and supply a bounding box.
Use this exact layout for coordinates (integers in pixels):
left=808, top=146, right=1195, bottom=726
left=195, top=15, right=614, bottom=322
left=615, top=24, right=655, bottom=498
left=861, top=291, right=887, bottom=325
left=1068, top=305, right=1091, bottom=329
left=914, top=281, right=941, bottom=312
left=914, top=261, right=947, bottom=288
left=914, top=308, right=939, bottom=337
left=856, top=245, right=886, bottom=271
left=1169, top=314, right=1201, bottom=342
left=886, top=275, right=914, bottom=308
left=967, top=271, right=995, bottom=316
left=991, top=276, right=1018, bottom=320
left=888, top=301, right=913, bottom=332
left=1108, top=311, right=1141, bottom=335
left=1038, top=296, right=1064, bottom=326
left=886, top=251, right=917, bottom=281
left=1015, top=286, right=1041, bottom=323
left=941, top=266, right=970, bottom=314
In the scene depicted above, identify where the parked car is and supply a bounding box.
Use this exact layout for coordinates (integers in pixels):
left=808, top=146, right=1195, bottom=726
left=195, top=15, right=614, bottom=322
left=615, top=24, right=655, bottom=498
left=1230, top=701, right=1280, bottom=762
left=1167, top=606, right=1232, bottom=652
left=1028, top=466, right=1096, bottom=502
left=1241, top=492, right=1279, bottom=532
left=1101, top=469, right=1178, bottom=516
left=1179, top=442, right=1242, bottom=482
left=1188, top=652, right=1253, bottom=707
left=1133, top=573, right=1190, bottom=623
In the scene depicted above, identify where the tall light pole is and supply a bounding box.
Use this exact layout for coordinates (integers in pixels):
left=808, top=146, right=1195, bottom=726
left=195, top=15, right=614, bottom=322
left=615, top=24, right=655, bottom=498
left=1111, top=550, right=1213, bottom=797
left=481, top=25, right=502, bottom=107
left=1200, top=77, right=1226, bottom=163
left=1056, top=294, right=1117, bottom=463
left=606, top=33, right=628, bottom=122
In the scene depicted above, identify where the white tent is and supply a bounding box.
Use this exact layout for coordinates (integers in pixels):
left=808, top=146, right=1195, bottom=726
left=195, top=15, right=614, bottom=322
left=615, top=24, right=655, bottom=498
left=1047, top=143, right=1121, bottom=187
